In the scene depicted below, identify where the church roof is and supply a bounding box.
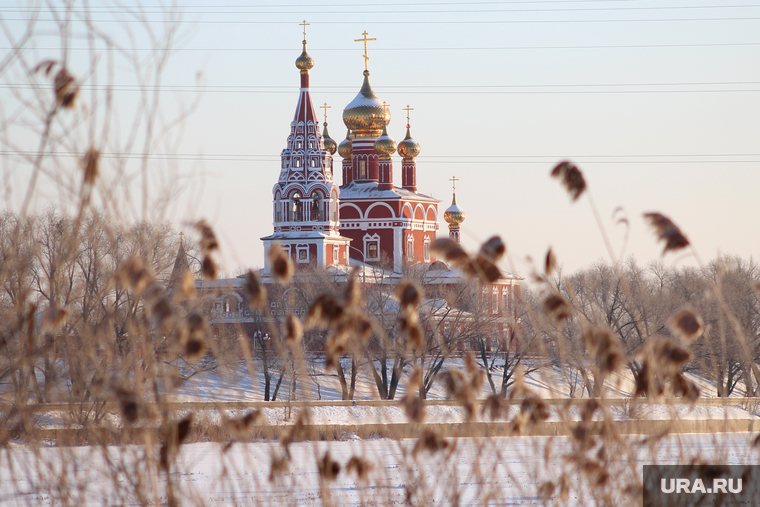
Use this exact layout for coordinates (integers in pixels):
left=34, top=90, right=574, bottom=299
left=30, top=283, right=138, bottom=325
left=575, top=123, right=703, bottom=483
left=339, top=180, right=440, bottom=203
left=260, top=231, right=352, bottom=241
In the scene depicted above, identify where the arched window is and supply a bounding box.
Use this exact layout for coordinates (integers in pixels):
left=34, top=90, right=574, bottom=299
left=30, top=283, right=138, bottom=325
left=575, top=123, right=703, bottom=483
left=423, top=236, right=431, bottom=262
left=291, top=192, right=303, bottom=222
left=406, top=235, right=414, bottom=261
left=331, top=192, right=338, bottom=222
left=492, top=286, right=499, bottom=314
left=502, top=286, right=510, bottom=314
left=311, top=193, right=324, bottom=221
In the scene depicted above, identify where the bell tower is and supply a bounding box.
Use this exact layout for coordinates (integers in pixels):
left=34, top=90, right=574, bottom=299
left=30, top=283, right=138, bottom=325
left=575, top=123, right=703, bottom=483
left=261, top=23, right=351, bottom=272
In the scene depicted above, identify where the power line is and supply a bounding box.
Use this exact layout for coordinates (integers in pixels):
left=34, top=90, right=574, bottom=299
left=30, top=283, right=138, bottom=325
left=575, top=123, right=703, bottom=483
left=3, top=83, right=758, bottom=95
left=4, top=5, right=760, bottom=14
left=6, top=17, right=760, bottom=24
left=5, top=80, right=759, bottom=88
left=0, top=1, right=689, bottom=10
left=7, top=42, right=760, bottom=51
left=4, top=151, right=759, bottom=164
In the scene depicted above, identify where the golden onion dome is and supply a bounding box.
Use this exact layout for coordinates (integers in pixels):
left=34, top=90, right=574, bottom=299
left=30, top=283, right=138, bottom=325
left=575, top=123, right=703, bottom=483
left=338, top=129, right=353, bottom=159
left=322, top=123, right=337, bottom=155
left=342, top=71, right=390, bottom=138
left=443, top=194, right=466, bottom=226
left=295, top=41, right=314, bottom=71
left=373, top=125, right=396, bottom=157
left=397, top=126, right=421, bottom=159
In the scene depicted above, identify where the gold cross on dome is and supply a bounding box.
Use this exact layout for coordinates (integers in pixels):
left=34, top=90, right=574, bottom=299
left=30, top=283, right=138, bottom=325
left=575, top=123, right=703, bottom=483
left=382, top=101, right=390, bottom=113
left=449, top=175, right=459, bottom=193
left=320, top=102, right=331, bottom=124
left=354, top=30, right=376, bottom=71
left=403, top=104, right=414, bottom=126
left=299, top=20, right=310, bottom=40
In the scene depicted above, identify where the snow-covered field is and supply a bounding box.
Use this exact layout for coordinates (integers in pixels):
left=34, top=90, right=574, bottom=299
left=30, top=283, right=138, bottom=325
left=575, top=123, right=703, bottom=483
left=3, top=433, right=758, bottom=506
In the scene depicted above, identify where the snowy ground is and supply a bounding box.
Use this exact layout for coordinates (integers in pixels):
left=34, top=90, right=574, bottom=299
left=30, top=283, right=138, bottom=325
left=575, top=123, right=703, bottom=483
left=3, top=433, right=758, bottom=506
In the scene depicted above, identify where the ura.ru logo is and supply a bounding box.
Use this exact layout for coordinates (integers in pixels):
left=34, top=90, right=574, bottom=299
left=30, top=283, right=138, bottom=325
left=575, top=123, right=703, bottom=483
left=661, top=478, right=742, bottom=494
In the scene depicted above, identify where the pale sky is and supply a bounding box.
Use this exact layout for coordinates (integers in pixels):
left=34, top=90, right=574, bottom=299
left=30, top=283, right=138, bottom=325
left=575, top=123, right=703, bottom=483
left=2, top=1, right=759, bottom=277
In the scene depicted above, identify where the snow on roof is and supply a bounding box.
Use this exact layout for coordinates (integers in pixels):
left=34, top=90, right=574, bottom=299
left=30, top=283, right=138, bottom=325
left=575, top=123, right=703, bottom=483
left=339, top=180, right=440, bottom=203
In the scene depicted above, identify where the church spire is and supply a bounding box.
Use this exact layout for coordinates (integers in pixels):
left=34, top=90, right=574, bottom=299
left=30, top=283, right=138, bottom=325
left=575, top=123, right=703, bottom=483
left=443, top=176, right=465, bottom=243
left=169, top=233, right=190, bottom=292
left=398, top=105, right=420, bottom=191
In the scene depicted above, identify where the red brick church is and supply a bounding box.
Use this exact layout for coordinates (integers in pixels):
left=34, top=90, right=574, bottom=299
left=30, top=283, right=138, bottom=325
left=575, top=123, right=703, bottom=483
left=193, top=28, right=521, bottom=345
left=261, top=31, right=438, bottom=274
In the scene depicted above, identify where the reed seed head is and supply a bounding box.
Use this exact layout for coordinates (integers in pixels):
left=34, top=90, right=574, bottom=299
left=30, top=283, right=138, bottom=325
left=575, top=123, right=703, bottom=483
left=284, top=314, right=303, bottom=344
left=194, top=219, right=219, bottom=253
left=643, top=212, right=690, bottom=255
left=430, top=238, right=469, bottom=264
left=317, top=452, right=341, bottom=481
left=545, top=247, right=556, bottom=276
left=53, top=67, right=78, bottom=109
left=40, top=305, right=69, bottom=334
left=346, top=456, right=372, bottom=481
left=242, top=269, right=267, bottom=310
left=396, top=280, right=421, bottom=309
left=542, top=293, right=571, bottom=322
left=201, top=255, right=217, bottom=280
left=268, top=244, right=294, bottom=282
left=117, top=257, right=154, bottom=294
left=479, top=235, right=506, bottom=262
left=668, top=308, right=704, bottom=342
left=413, top=429, right=449, bottom=456
left=81, top=148, right=100, bottom=186
left=306, top=293, right=344, bottom=328
left=551, top=161, right=586, bottom=201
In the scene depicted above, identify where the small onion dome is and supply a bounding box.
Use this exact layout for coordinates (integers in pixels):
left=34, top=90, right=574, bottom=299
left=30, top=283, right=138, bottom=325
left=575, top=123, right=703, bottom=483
left=295, top=41, right=314, bottom=71
left=397, top=126, right=421, bottom=159
left=373, top=125, right=396, bottom=157
left=443, top=194, right=466, bottom=226
left=322, top=123, right=337, bottom=155
left=342, top=70, right=390, bottom=138
left=338, top=129, right=353, bottom=159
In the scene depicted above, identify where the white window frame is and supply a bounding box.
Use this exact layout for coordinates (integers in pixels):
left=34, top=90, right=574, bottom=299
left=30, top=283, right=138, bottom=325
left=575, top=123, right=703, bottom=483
left=363, top=233, right=381, bottom=261
left=296, top=244, right=309, bottom=264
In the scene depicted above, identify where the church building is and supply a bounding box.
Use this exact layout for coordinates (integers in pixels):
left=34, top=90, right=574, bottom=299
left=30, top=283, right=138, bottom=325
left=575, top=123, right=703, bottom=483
left=188, top=27, right=522, bottom=350
left=261, top=29, right=439, bottom=274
